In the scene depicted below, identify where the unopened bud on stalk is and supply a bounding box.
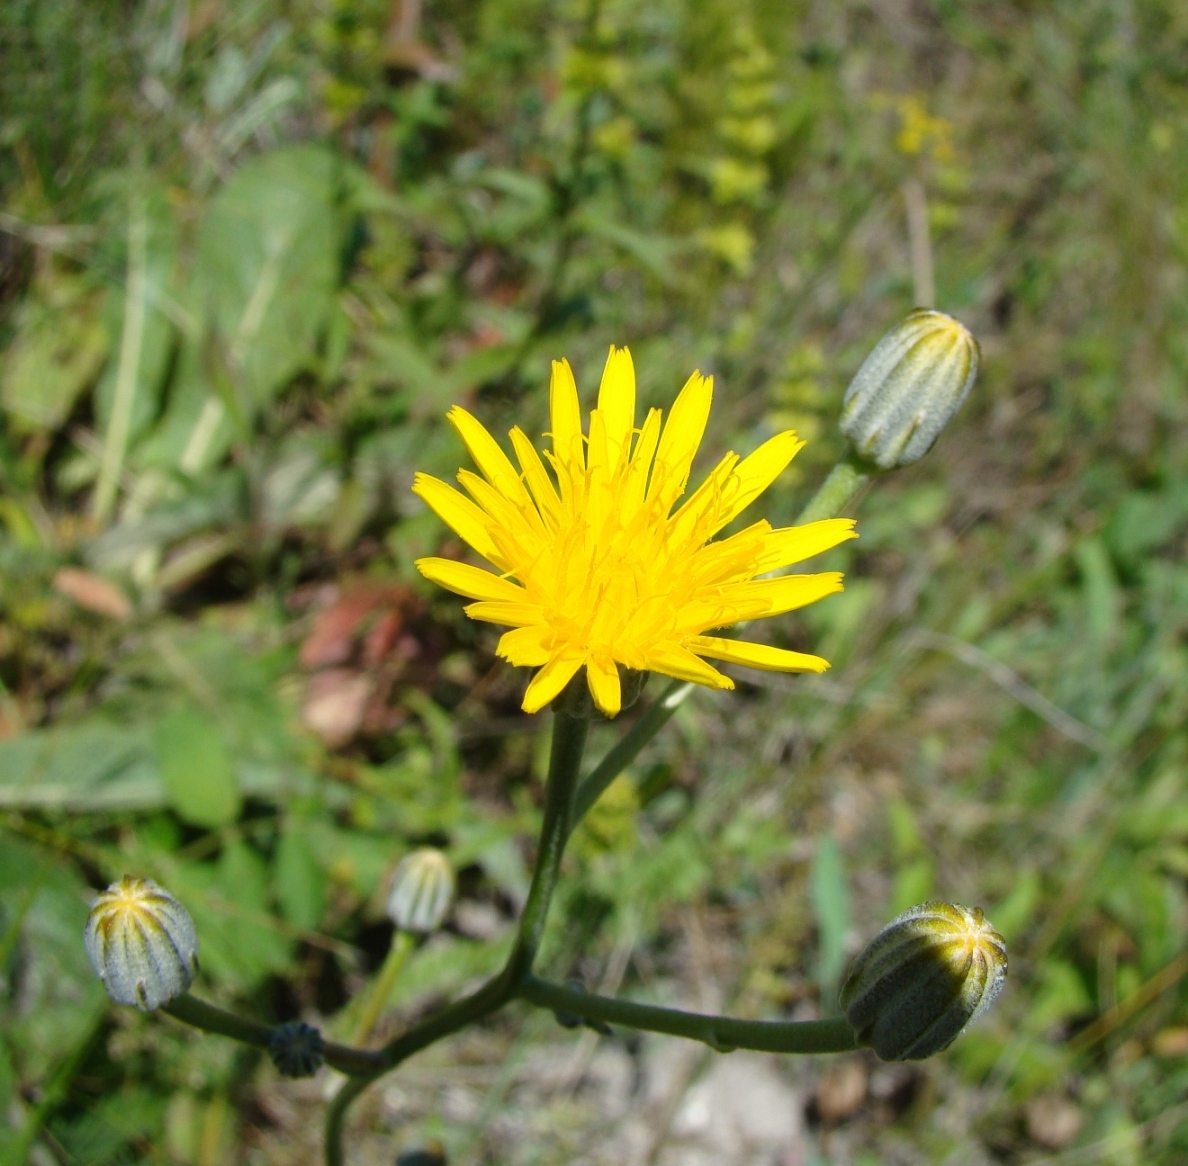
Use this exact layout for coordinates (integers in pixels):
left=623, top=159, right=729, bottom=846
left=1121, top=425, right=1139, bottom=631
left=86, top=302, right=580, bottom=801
left=269, top=1020, right=326, bottom=1077
left=840, top=901, right=1007, bottom=1061
left=387, top=848, right=455, bottom=934
left=84, top=877, right=199, bottom=1012
left=840, top=309, right=979, bottom=470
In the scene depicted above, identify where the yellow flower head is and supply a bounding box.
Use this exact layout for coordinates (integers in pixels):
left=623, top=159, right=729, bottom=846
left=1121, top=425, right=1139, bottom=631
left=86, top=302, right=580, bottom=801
left=413, top=347, right=856, bottom=717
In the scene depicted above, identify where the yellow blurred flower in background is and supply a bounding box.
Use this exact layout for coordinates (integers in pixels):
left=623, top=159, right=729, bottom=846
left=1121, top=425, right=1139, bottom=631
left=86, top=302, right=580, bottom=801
left=414, top=348, right=856, bottom=717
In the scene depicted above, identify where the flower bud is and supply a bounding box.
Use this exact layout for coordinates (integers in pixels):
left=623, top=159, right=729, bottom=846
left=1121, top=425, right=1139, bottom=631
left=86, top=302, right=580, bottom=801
left=269, top=1020, right=325, bottom=1078
left=840, top=901, right=1006, bottom=1061
left=386, top=848, right=455, bottom=934
left=840, top=309, right=979, bottom=469
left=84, top=876, right=199, bottom=1012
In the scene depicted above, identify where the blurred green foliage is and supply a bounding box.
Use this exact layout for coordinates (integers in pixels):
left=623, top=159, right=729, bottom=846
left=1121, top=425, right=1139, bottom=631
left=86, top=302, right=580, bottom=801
left=3, top=0, right=1188, bottom=1162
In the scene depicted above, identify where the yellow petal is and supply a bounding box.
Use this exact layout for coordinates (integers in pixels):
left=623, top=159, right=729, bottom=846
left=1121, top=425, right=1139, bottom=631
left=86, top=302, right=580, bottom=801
left=623, top=407, right=662, bottom=515
left=722, top=572, right=844, bottom=617
left=586, top=655, right=622, bottom=717
left=510, top=427, right=561, bottom=521
left=458, top=469, right=545, bottom=545
left=497, top=626, right=553, bottom=667
left=597, top=345, right=636, bottom=466
left=649, top=371, right=712, bottom=506
left=447, top=407, right=531, bottom=508
left=587, top=407, right=610, bottom=485
left=712, top=430, right=805, bottom=533
left=668, top=452, right=740, bottom=545
left=550, top=358, right=584, bottom=471
left=645, top=643, right=734, bottom=689
left=415, top=557, right=528, bottom=602
left=412, top=473, right=503, bottom=566
left=464, top=599, right=544, bottom=626
left=754, top=519, right=858, bottom=572
left=689, top=636, right=830, bottom=673
left=522, top=651, right=586, bottom=713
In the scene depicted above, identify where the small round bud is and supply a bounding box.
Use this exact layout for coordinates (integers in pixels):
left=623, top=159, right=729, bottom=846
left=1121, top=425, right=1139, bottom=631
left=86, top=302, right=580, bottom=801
left=386, top=848, right=455, bottom=934
left=269, top=1020, right=326, bottom=1078
left=840, top=309, right=979, bottom=470
left=84, top=876, right=199, bottom=1012
left=840, top=901, right=1007, bottom=1061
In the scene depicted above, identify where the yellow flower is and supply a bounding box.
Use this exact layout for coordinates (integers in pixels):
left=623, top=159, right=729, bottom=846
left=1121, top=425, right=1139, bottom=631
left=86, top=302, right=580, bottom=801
left=413, top=347, right=856, bottom=717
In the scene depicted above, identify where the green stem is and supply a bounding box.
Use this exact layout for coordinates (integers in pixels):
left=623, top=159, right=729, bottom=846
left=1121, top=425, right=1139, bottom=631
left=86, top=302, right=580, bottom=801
left=569, top=679, right=693, bottom=830
left=503, top=710, right=588, bottom=983
left=324, top=709, right=590, bottom=1165
left=795, top=457, right=872, bottom=524
left=520, top=976, right=858, bottom=1055
left=351, top=929, right=415, bottom=1046
left=162, top=994, right=387, bottom=1077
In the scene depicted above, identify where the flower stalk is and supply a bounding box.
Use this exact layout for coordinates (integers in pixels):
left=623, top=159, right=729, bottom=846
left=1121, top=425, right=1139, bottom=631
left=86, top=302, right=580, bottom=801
left=519, top=976, right=857, bottom=1055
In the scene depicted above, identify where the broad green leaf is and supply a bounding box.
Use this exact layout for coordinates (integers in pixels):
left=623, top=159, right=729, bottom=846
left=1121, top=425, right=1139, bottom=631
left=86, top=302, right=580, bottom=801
left=0, top=721, right=159, bottom=811
left=154, top=709, right=240, bottom=828
left=0, top=838, right=106, bottom=1082
left=173, top=842, right=291, bottom=990
left=274, top=820, right=326, bottom=932
left=811, top=834, right=851, bottom=1007
left=890, top=856, right=935, bottom=917
left=195, top=144, right=342, bottom=411
left=0, top=274, right=108, bottom=432
left=133, top=339, right=235, bottom=476
left=258, top=430, right=342, bottom=536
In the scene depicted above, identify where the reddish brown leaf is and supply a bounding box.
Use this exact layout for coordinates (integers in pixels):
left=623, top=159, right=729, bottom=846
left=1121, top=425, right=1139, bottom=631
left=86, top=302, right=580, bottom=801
left=361, top=608, right=403, bottom=667
left=53, top=567, right=132, bottom=621
left=302, top=669, right=372, bottom=747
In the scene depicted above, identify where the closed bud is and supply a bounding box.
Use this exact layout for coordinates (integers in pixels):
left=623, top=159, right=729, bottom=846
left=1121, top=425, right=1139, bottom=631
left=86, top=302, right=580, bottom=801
left=840, top=901, right=1007, bottom=1061
left=269, top=1020, right=325, bottom=1078
left=840, top=309, right=979, bottom=470
left=386, top=848, right=455, bottom=934
left=84, top=877, right=199, bottom=1012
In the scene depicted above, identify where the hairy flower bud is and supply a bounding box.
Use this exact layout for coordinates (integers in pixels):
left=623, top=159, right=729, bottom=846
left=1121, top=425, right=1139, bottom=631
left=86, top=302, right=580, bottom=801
left=84, top=876, right=199, bottom=1011
left=269, top=1020, right=326, bottom=1078
left=386, top=848, right=455, bottom=934
left=840, top=901, right=1007, bottom=1061
left=840, top=309, right=979, bottom=469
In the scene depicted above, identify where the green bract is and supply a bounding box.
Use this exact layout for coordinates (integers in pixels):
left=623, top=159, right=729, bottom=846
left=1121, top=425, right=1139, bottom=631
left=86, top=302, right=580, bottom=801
left=839, top=901, right=1007, bottom=1061
left=840, top=309, right=979, bottom=470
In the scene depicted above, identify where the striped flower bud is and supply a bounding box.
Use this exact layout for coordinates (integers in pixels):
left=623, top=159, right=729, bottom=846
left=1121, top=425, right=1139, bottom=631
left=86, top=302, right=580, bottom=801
left=840, top=309, right=979, bottom=469
left=840, top=901, right=1007, bottom=1061
left=84, top=877, right=199, bottom=1012
left=386, top=848, right=455, bottom=934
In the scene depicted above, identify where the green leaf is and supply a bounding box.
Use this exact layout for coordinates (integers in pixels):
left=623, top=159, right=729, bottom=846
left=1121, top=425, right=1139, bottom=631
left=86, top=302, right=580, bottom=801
left=0, top=721, right=160, bottom=812
left=0, top=838, right=106, bottom=1082
left=195, top=144, right=342, bottom=411
left=94, top=186, right=180, bottom=446
left=274, top=821, right=326, bottom=932
left=811, top=834, right=851, bottom=1006
left=174, top=842, right=291, bottom=990
left=889, top=856, right=935, bottom=917
left=154, top=709, right=240, bottom=828
left=0, top=274, right=108, bottom=432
